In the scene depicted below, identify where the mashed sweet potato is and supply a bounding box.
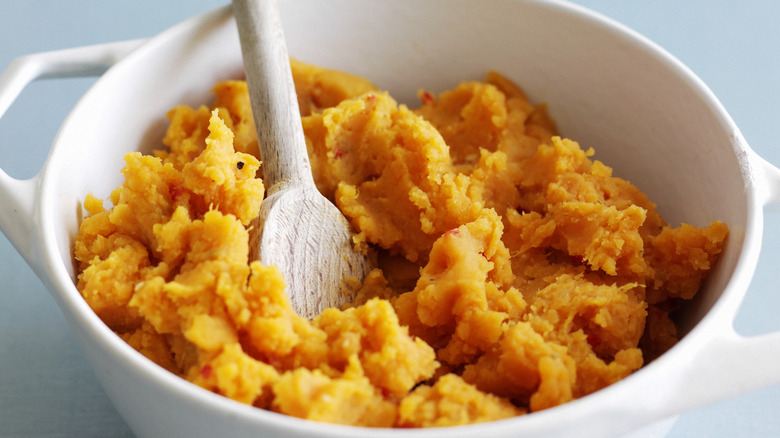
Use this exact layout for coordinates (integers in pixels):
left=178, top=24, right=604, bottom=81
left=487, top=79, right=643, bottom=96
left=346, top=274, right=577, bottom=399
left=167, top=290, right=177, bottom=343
left=74, top=59, right=728, bottom=427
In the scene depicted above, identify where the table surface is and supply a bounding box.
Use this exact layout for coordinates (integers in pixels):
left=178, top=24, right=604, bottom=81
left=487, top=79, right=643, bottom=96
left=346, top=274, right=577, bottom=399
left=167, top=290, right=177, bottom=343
left=1, top=1, right=779, bottom=437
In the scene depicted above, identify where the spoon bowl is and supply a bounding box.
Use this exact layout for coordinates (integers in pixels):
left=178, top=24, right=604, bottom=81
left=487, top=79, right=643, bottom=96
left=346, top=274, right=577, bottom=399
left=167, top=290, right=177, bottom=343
left=252, top=184, right=369, bottom=316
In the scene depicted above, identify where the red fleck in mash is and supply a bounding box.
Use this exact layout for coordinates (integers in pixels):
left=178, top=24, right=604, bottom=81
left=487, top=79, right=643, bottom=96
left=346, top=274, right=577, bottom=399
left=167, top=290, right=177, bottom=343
left=74, top=60, right=727, bottom=427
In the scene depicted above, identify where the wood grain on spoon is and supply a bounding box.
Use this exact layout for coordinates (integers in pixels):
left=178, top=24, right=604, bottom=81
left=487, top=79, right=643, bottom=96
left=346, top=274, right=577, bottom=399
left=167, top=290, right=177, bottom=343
left=233, top=0, right=370, bottom=319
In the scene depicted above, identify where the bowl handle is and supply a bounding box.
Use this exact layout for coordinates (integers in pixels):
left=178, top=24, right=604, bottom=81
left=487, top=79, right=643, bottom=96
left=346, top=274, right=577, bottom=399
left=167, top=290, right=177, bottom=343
left=0, top=40, right=144, bottom=271
left=753, top=149, right=780, bottom=214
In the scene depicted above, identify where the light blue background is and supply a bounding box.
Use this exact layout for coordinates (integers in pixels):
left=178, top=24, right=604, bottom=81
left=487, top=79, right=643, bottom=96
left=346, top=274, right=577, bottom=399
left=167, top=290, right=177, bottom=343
left=1, top=1, right=778, bottom=437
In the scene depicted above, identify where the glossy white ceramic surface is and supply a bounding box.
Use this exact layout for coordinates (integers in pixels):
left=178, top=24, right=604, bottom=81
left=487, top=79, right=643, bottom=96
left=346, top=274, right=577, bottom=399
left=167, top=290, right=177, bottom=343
left=1, top=1, right=779, bottom=437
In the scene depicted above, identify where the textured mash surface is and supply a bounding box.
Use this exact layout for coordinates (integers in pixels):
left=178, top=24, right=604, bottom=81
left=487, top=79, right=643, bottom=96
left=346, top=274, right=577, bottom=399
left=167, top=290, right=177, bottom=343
left=74, top=60, right=728, bottom=427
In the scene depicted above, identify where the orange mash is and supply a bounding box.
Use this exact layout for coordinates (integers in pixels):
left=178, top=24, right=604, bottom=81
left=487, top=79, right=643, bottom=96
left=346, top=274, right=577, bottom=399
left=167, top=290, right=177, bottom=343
left=74, top=60, right=728, bottom=427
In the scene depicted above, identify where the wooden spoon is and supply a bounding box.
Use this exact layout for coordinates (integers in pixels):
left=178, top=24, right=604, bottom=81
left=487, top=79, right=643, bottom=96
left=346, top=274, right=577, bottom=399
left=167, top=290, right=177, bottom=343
left=233, top=0, right=370, bottom=318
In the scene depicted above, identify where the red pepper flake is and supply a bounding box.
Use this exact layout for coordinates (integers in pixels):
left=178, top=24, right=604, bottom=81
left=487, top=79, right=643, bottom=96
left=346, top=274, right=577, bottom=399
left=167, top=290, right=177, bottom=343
left=420, top=90, right=435, bottom=105
left=169, top=183, right=185, bottom=203
left=334, top=147, right=346, bottom=159
left=445, top=228, right=460, bottom=237
left=200, top=364, right=212, bottom=379
left=365, top=93, right=376, bottom=102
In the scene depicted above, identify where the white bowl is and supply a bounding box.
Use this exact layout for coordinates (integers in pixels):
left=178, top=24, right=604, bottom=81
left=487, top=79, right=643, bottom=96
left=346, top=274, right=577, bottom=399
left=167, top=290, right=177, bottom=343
left=1, top=1, right=780, bottom=437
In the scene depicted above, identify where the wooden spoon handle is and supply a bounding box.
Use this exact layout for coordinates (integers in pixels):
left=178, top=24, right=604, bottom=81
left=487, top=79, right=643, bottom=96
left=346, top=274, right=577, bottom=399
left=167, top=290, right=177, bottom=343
left=233, top=0, right=314, bottom=194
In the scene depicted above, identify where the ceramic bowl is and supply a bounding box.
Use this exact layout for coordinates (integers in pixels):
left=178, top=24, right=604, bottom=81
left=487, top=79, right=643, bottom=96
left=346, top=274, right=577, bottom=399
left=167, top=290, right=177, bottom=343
left=1, top=1, right=780, bottom=437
